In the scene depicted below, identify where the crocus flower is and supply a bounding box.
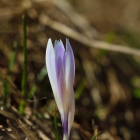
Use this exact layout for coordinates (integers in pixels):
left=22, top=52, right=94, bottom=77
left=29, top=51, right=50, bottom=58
left=46, top=38, right=75, bottom=140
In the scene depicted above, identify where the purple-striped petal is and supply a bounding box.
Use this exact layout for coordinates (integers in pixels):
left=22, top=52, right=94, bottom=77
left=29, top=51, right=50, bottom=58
left=65, top=39, right=75, bottom=89
left=46, top=39, right=64, bottom=115
left=64, top=39, right=75, bottom=114
left=55, top=55, right=66, bottom=104
left=62, top=115, right=68, bottom=140
left=54, top=40, right=65, bottom=59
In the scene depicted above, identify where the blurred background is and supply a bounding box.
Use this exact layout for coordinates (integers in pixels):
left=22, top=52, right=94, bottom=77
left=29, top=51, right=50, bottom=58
left=0, top=0, right=140, bottom=139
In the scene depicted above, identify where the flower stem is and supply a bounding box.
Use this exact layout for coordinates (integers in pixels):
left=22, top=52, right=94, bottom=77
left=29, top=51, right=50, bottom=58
left=63, top=134, right=68, bottom=140
left=63, top=117, right=68, bottom=140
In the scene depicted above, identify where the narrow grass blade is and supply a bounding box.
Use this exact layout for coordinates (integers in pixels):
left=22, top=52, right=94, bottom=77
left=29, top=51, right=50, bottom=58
left=92, top=131, right=101, bottom=140
left=54, top=110, right=59, bottom=140
left=8, top=40, right=18, bottom=75
left=28, top=84, right=37, bottom=99
left=19, top=15, right=27, bottom=114
left=3, top=40, right=18, bottom=105
left=19, top=100, right=25, bottom=114
left=75, top=78, right=86, bottom=100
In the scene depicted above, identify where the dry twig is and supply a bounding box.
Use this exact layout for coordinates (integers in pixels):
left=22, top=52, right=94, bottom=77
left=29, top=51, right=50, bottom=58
left=39, top=14, right=140, bottom=56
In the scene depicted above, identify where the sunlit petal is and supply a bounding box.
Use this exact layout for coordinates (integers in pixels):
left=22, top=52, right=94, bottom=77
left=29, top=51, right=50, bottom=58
left=64, top=39, right=75, bottom=114
left=46, top=39, right=64, bottom=114
left=65, top=39, right=75, bottom=88
left=68, top=90, right=75, bottom=138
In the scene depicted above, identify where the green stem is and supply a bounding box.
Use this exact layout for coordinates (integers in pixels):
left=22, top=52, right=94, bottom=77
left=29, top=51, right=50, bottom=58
left=54, top=110, right=59, bottom=140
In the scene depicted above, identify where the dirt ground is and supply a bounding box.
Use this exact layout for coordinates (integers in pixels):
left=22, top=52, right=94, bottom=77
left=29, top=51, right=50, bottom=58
left=0, top=0, right=140, bottom=140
